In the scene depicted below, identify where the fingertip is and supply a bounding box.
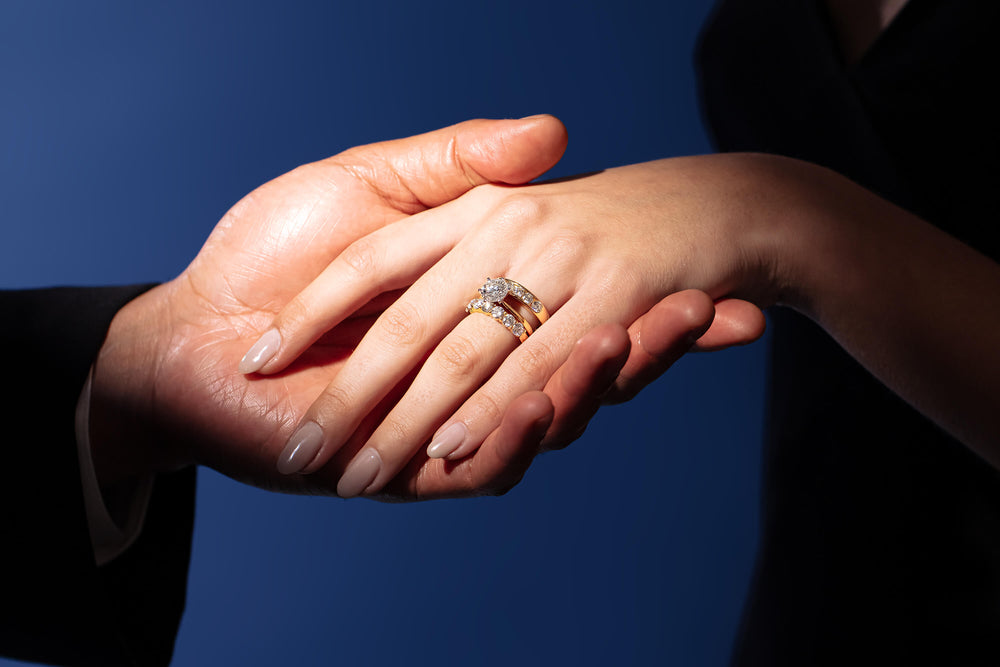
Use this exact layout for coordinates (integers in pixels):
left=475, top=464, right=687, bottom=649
left=464, top=115, right=568, bottom=185
left=492, top=390, right=554, bottom=464
left=238, top=328, right=282, bottom=375
left=427, top=422, right=469, bottom=459
left=640, top=290, right=715, bottom=359
left=510, top=390, right=556, bottom=427
left=276, top=421, right=324, bottom=475
left=558, top=323, right=630, bottom=399
left=518, top=114, right=568, bottom=158
left=736, top=301, right=767, bottom=341
left=674, top=289, right=717, bottom=333
left=693, top=299, right=767, bottom=351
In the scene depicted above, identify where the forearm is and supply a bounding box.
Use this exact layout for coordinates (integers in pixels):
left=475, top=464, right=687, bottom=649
left=776, top=161, right=1000, bottom=464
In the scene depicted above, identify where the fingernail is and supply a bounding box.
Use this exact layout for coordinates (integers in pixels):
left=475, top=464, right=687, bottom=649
left=426, top=422, right=468, bottom=459
left=337, top=448, right=381, bottom=498
left=277, top=421, right=324, bottom=475
left=239, top=328, right=281, bottom=374
left=519, top=113, right=548, bottom=120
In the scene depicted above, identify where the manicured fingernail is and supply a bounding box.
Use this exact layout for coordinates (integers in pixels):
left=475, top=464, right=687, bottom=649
left=239, top=328, right=281, bottom=374
left=277, top=421, right=323, bottom=475
left=427, top=422, right=468, bottom=459
left=337, top=448, right=381, bottom=498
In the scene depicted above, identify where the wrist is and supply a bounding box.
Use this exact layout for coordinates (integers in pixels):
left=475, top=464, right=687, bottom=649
left=744, top=155, right=871, bottom=319
left=88, top=282, right=183, bottom=485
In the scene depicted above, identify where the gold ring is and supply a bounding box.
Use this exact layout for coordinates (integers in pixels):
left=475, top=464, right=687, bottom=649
left=501, top=279, right=549, bottom=323
left=465, top=277, right=549, bottom=342
left=466, top=298, right=531, bottom=342
left=479, top=277, right=549, bottom=323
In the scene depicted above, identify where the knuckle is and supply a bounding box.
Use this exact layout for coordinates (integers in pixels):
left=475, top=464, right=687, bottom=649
left=276, top=294, right=311, bottom=333
left=317, top=383, right=355, bottom=418
left=448, top=133, right=481, bottom=190
left=538, top=229, right=588, bottom=267
left=466, top=182, right=509, bottom=208
left=435, top=334, right=484, bottom=382
left=496, top=192, right=545, bottom=221
left=340, top=237, right=382, bottom=282
left=378, top=300, right=426, bottom=347
left=472, top=390, right=506, bottom=426
left=382, top=413, right=416, bottom=449
left=488, top=192, right=547, bottom=235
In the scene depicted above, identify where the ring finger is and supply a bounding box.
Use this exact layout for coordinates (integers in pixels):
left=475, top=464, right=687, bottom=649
left=336, top=273, right=589, bottom=497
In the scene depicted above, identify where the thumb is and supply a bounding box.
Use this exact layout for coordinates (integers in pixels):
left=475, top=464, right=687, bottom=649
left=329, top=115, right=568, bottom=211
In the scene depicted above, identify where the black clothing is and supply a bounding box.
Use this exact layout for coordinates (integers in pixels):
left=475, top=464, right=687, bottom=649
left=697, top=0, right=1000, bottom=664
left=0, top=287, right=196, bottom=667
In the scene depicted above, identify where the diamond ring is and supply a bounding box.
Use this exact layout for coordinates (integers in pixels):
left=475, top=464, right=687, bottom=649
left=466, top=277, right=549, bottom=342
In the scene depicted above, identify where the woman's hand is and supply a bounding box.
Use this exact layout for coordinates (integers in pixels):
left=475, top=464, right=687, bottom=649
left=252, top=147, right=1000, bottom=496
left=248, top=155, right=778, bottom=496
left=87, top=116, right=577, bottom=497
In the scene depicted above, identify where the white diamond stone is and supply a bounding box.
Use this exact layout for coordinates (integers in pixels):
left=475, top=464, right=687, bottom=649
left=491, top=305, right=505, bottom=319
left=480, top=278, right=509, bottom=303
left=531, top=300, right=543, bottom=313
left=512, top=322, right=525, bottom=337
left=503, top=314, right=516, bottom=328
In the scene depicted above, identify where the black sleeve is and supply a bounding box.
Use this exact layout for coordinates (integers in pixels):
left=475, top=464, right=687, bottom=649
left=0, top=286, right=196, bottom=667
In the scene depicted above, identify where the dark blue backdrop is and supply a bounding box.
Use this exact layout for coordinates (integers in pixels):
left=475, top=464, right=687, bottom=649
left=1, top=2, right=766, bottom=665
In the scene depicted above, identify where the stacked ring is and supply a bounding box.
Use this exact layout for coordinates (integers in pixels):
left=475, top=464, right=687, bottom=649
left=466, top=277, right=549, bottom=343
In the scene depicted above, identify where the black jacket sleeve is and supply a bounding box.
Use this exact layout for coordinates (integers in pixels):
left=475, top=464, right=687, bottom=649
left=0, top=286, right=196, bottom=667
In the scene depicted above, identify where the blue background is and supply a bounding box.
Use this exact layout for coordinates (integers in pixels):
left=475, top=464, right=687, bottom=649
left=0, top=1, right=766, bottom=665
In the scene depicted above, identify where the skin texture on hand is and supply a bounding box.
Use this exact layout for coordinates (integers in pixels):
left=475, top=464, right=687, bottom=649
left=253, top=155, right=779, bottom=496
left=88, top=116, right=575, bottom=497
left=260, top=150, right=1000, bottom=497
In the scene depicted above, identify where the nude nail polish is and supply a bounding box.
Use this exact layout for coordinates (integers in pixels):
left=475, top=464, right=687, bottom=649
left=337, top=448, right=381, bottom=498
left=277, top=421, right=324, bottom=475
left=239, top=328, right=281, bottom=374
left=426, top=422, right=468, bottom=459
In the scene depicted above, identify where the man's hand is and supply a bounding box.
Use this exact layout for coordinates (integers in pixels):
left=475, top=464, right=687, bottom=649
left=87, top=116, right=569, bottom=497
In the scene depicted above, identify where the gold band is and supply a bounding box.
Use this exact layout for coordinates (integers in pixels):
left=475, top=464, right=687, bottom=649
left=502, top=279, right=549, bottom=324
left=477, top=277, right=548, bottom=322
left=466, top=297, right=531, bottom=342
left=467, top=277, right=549, bottom=343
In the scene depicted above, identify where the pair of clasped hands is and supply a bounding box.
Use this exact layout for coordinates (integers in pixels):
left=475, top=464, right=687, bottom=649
left=89, top=115, right=766, bottom=500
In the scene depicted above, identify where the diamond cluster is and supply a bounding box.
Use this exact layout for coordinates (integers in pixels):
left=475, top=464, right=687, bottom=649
left=480, top=277, right=543, bottom=314
left=468, top=277, right=545, bottom=340
left=479, top=277, right=509, bottom=303
left=466, top=296, right=526, bottom=338
left=508, top=280, right=543, bottom=314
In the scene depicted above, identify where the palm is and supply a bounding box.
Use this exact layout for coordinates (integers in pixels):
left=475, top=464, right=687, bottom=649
left=155, top=161, right=415, bottom=493
left=136, top=117, right=569, bottom=497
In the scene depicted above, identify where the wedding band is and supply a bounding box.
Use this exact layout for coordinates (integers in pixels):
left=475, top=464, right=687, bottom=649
left=465, top=277, right=549, bottom=343
left=466, top=298, right=531, bottom=342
